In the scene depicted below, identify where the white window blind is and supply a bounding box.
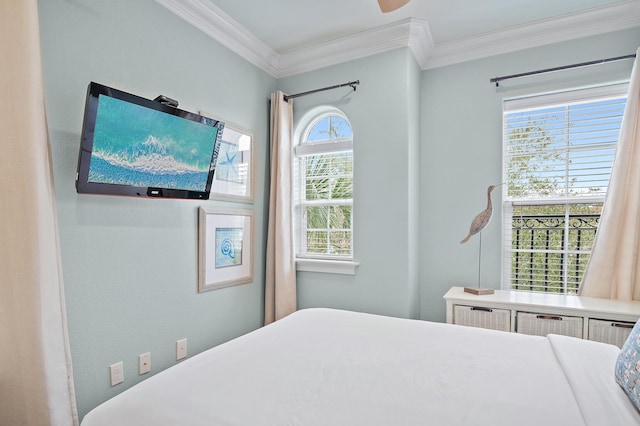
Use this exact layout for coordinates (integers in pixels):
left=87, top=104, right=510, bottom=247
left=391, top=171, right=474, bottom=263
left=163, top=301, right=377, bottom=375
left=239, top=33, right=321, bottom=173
left=502, top=83, right=627, bottom=294
left=295, top=113, right=354, bottom=260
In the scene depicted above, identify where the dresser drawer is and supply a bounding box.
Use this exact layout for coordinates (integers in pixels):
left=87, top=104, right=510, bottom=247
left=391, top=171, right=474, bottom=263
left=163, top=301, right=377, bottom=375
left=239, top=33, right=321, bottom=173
left=588, top=319, right=635, bottom=348
left=453, top=305, right=511, bottom=332
left=516, top=311, right=583, bottom=338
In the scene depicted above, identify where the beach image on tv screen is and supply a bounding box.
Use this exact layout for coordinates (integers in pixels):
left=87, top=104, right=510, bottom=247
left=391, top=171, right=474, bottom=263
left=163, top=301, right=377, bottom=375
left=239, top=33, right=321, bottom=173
left=88, top=95, right=218, bottom=191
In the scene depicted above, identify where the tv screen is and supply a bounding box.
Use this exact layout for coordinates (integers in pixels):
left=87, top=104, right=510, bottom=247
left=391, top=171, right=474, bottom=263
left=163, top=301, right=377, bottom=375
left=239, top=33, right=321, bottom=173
left=76, top=82, right=223, bottom=199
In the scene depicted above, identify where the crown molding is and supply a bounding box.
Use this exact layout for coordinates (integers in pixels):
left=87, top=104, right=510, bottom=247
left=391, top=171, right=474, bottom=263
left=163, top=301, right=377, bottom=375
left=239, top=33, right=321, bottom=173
left=156, top=0, right=640, bottom=78
left=155, top=0, right=280, bottom=77
left=408, top=20, right=435, bottom=70
left=424, top=1, right=640, bottom=69
left=278, top=19, right=433, bottom=78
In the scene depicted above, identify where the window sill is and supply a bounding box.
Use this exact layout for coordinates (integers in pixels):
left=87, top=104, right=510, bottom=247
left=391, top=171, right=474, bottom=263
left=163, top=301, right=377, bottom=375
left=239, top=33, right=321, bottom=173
left=296, top=258, right=359, bottom=275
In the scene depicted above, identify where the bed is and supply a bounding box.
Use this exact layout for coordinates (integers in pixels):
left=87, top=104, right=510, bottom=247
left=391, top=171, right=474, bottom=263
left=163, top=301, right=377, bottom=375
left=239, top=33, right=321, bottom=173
left=81, top=308, right=640, bottom=425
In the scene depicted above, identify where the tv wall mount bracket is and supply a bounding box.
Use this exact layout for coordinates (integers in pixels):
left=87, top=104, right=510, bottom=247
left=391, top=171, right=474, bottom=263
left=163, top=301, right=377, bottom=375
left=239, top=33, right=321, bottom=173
left=154, top=95, right=178, bottom=108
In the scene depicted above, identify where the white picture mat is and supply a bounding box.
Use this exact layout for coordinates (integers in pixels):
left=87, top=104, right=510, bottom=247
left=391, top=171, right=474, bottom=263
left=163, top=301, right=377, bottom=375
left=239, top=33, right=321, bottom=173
left=199, top=207, right=253, bottom=292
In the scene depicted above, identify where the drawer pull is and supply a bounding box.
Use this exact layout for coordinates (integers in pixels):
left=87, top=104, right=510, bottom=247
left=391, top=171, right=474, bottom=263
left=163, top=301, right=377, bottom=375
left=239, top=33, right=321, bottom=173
left=612, top=322, right=635, bottom=329
left=471, top=307, right=493, bottom=313
left=536, top=315, right=563, bottom=321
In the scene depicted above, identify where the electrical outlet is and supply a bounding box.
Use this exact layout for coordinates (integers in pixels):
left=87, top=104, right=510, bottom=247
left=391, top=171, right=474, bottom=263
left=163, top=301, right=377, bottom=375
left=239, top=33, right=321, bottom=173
left=176, top=338, right=187, bottom=360
left=109, top=361, right=124, bottom=386
left=139, top=352, right=151, bottom=375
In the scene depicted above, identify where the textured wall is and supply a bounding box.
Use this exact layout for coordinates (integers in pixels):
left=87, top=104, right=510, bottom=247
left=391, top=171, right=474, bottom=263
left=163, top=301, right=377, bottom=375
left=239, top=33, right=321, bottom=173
left=38, top=0, right=275, bottom=419
left=279, top=48, right=421, bottom=320
left=420, top=28, right=640, bottom=322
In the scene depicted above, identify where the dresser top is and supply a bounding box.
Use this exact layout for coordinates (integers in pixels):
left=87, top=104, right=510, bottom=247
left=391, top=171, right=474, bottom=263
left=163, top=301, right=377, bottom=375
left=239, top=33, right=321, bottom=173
left=444, top=286, right=640, bottom=318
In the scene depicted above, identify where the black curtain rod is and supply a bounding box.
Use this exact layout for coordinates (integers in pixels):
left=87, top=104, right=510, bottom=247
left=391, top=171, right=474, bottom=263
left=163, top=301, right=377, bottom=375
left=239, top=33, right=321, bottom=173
left=283, top=80, right=360, bottom=102
left=490, top=54, right=636, bottom=87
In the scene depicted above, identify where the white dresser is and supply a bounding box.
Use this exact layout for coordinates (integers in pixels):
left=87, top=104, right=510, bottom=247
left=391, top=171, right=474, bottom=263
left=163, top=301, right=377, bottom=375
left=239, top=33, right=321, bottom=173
left=443, top=286, right=640, bottom=348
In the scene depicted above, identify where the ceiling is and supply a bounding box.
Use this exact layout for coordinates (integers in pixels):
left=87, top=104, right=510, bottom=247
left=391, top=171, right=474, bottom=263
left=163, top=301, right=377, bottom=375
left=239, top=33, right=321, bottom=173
left=155, top=0, right=640, bottom=77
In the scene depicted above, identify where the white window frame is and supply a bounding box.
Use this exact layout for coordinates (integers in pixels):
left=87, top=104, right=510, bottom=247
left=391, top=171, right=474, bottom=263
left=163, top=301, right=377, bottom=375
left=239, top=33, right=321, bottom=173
left=293, top=110, right=358, bottom=275
left=501, top=83, right=628, bottom=293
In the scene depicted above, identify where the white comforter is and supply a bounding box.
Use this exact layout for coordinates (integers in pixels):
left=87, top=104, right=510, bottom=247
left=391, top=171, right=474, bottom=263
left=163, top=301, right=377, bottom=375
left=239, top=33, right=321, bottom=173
left=81, top=308, right=640, bottom=425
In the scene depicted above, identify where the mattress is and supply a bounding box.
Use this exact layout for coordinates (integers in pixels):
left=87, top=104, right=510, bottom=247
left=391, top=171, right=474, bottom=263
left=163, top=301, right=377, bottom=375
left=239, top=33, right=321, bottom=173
left=81, top=308, right=640, bottom=425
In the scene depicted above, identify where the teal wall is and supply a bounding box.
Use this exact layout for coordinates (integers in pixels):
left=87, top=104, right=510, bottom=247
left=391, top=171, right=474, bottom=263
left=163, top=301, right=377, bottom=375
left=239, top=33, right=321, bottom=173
left=420, top=28, right=640, bottom=322
left=279, top=48, right=421, bottom=319
left=38, top=0, right=275, bottom=420
left=37, top=0, right=640, bottom=419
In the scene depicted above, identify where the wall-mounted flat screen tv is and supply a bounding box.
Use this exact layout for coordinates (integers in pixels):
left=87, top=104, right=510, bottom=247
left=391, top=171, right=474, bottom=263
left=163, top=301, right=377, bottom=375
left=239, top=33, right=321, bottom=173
left=76, top=82, right=223, bottom=199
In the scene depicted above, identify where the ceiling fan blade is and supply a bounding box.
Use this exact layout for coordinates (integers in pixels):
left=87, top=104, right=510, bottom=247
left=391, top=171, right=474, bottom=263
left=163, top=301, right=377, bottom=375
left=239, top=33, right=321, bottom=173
left=378, top=0, right=410, bottom=13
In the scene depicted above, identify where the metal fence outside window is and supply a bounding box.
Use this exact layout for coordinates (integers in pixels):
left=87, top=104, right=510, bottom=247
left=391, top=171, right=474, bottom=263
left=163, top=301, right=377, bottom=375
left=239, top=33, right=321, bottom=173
left=510, top=214, right=599, bottom=294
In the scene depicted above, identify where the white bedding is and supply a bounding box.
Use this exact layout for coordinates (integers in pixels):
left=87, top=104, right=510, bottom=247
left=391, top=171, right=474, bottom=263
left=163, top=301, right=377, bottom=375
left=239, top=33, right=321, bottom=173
left=81, top=308, right=640, bottom=425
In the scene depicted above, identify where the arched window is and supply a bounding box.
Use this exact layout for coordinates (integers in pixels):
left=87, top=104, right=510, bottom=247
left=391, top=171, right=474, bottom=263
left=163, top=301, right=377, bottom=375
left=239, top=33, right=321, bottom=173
left=294, top=111, right=354, bottom=263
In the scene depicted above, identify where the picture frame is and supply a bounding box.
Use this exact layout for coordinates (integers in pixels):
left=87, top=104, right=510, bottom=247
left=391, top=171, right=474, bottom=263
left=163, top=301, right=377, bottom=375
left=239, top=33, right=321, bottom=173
left=198, top=207, right=254, bottom=292
left=201, top=113, right=254, bottom=202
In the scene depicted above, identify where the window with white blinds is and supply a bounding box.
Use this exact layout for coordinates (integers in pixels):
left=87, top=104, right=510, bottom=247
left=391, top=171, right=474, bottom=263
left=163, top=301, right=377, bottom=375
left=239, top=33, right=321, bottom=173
left=295, top=112, right=353, bottom=261
left=502, top=83, right=628, bottom=294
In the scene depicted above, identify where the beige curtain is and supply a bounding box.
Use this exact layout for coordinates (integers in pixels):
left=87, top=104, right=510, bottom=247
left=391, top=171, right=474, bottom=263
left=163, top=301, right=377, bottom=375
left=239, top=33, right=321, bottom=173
left=579, top=48, right=640, bottom=301
left=0, top=1, right=78, bottom=425
left=264, top=92, right=297, bottom=325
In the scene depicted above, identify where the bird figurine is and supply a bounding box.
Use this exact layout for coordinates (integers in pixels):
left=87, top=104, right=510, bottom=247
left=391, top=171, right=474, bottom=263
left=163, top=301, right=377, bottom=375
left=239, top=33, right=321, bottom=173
left=460, top=184, right=499, bottom=244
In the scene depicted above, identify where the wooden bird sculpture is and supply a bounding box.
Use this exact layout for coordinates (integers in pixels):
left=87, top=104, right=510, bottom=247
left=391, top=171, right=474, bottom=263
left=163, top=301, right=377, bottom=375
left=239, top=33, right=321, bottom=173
left=460, top=185, right=498, bottom=244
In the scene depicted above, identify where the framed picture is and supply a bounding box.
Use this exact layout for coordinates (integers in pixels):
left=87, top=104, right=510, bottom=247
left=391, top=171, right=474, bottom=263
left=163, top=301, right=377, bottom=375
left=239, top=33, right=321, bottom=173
left=198, top=207, right=254, bottom=292
left=201, top=113, right=253, bottom=202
